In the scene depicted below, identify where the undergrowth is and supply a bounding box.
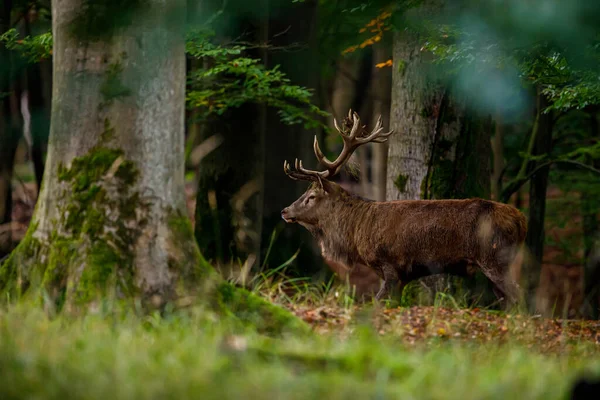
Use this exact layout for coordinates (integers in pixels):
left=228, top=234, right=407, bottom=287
left=0, top=298, right=599, bottom=400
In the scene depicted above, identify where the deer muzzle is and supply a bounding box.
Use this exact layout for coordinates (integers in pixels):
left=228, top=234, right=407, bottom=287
left=281, top=208, right=297, bottom=223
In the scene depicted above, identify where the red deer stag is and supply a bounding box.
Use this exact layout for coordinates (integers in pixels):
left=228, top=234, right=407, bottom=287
left=281, top=110, right=526, bottom=308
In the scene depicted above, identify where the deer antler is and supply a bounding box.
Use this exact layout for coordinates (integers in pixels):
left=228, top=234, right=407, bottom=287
left=284, top=109, right=394, bottom=182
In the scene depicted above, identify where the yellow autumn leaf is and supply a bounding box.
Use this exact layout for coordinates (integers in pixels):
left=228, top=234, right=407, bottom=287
left=341, top=45, right=358, bottom=55
left=375, top=59, right=392, bottom=68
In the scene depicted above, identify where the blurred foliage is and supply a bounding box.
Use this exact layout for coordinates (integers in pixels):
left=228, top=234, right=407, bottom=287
left=421, top=29, right=600, bottom=115
left=314, top=0, right=401, bottom=78
left=0, top=29, right=52, bottom=63
left=186, top=29, right=329, bottom=129
left=412, top=1, right=600, bottom=209
left=0, top=18, right=329, bottom=130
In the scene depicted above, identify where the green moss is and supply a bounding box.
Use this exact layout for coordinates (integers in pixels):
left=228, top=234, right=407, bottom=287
left=57, top=146, right=131, bottom=242
left=100, top=118, right=116, bottom=143
left=51, top=142, right=144, bottom=306
left=57, top=147, right=122, bottom=183
left=41, top=238, right=74, bottom=310
left=167, top=209, right=212, bottom=283
left=114, top=160, right=139, bottom=186
left=397, top=59, right=406, bottom=74
left=0, top=222, right=41, bottom=298
left=393, top=174, right=409, bottom=193
left=100, top=58, right=131, bottom=103
left=73, top=241, right=121, bottom=304
left=216, top=282, right=310, bottom=336
left=400, top=281, right=425, bottom=307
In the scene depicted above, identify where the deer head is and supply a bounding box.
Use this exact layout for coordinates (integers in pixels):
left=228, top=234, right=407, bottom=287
left=281, top=110, right=393, bottom=228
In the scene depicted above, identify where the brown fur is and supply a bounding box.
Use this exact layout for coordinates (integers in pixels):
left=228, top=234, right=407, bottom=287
left=282, top=180, right=526, bottom=307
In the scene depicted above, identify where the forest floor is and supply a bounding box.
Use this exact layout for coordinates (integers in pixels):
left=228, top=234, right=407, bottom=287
left=286, top=299, right=600, bottom=353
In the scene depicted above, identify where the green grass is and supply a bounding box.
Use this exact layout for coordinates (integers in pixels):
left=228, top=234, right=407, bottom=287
left=1, top=300, right=599, bottom=400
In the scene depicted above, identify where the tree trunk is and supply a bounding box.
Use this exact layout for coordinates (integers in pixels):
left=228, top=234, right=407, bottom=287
left=0, top=0, right=203, bottom=311
left=369, top=42, right=391, bottom=202
left=386, top=21, right=444, bottom=201
left=424, top=94, right=492, bottom=200
left=525, top=89, right=553, bottom=311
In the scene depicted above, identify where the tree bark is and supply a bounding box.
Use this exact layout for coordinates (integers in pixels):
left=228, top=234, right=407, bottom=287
left=423, top=94, right=492, bottom=200
left=369, top=42, right=392, bottom=202
left=525, top=89, right=553, bottom=311
left=386, top=21, right=444, bottom=201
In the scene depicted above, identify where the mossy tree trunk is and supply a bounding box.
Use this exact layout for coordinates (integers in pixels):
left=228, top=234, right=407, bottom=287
left=0, top=0, right=204, bottom=311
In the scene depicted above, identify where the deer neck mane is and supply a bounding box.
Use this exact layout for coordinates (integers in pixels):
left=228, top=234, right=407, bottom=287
left=313, top=190, right=370, bottom=267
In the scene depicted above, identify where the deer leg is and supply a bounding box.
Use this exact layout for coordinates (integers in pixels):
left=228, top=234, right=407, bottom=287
left=479, top=264, right=522, bottom=310
left=375, top=265, right=400, bottom=301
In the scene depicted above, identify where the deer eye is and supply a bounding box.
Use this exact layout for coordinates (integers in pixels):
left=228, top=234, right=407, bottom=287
left=305, top=195, right=315, bottom=204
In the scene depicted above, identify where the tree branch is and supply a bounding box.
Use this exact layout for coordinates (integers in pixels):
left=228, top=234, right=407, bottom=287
left=501, top=159, right=600, bottom=202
